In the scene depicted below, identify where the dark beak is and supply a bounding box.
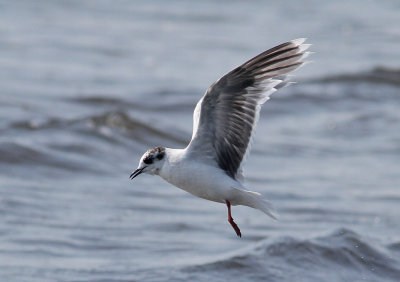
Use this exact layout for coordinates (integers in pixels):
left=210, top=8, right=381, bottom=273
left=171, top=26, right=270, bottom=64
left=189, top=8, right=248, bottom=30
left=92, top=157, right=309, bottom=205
left=130, top=167, right=145, bottom=179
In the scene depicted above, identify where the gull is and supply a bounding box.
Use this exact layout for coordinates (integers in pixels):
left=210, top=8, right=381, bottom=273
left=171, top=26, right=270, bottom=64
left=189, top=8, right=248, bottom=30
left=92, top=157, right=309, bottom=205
left=130, top=39, right=311, bottom=237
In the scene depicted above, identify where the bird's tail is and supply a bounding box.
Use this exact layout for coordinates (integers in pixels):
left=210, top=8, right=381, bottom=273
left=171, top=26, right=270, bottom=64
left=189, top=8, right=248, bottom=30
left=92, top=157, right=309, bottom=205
left=231, top=187, right=278, bottom=220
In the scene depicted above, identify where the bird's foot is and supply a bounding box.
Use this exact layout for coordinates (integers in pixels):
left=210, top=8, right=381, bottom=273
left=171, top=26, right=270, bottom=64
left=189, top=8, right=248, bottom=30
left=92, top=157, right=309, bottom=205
left=228, top=217, right=242, bottom=237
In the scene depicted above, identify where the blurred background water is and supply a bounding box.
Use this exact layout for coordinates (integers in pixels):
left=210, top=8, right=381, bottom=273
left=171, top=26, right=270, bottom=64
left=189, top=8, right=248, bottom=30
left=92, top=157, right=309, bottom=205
left=1, top=0, right=400, bottom=281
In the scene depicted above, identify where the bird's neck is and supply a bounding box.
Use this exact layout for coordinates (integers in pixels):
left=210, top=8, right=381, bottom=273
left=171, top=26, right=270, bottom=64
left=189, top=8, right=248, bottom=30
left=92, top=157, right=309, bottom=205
left=164, top=148, right=187, bottom=164
left=158, top=148, right=187, bottom=180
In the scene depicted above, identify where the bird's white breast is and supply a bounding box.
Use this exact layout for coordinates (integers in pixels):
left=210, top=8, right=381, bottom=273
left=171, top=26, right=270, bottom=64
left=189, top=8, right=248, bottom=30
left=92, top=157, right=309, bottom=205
left=158, top=149, right=238, bottom=203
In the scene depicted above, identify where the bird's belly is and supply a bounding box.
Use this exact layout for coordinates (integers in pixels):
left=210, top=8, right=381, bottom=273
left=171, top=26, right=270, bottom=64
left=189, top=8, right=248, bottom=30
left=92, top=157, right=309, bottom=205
left=160, top=164, right=233, bottom=203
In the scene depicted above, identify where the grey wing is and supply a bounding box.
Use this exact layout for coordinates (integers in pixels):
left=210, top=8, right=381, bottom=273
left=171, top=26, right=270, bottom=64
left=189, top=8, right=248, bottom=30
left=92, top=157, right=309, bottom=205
left=187, top=38, right=311, bottom=180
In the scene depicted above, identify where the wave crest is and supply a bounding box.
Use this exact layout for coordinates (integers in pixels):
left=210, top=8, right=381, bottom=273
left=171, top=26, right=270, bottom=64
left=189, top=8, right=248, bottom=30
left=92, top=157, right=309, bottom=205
left=184, top=228, right=400, bottom=281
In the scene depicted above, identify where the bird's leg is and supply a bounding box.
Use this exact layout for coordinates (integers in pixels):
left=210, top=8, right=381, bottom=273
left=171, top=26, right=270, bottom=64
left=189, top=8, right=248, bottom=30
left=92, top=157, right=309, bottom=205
left=225, top=200, right=241, bottom=237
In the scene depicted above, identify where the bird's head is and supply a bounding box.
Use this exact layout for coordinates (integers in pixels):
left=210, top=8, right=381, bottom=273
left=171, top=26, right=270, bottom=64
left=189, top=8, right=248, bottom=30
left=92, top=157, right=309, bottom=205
left=130, top=146, right=166, bottom=179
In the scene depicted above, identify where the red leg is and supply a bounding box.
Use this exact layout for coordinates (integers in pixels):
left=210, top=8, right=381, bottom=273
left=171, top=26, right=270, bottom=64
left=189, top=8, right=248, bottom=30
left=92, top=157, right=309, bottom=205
left=225, top=200, right=241, bottom=237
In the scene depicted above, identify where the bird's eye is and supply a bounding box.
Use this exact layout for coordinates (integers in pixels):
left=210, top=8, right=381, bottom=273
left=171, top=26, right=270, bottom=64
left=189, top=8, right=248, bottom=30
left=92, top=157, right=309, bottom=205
left=157, top=153, right=164, bottom=160
left=143, top=157, right=153, bottom=164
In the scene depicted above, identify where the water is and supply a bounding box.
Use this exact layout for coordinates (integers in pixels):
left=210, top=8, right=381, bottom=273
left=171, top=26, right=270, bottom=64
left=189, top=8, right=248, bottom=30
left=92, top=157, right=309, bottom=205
left=1, top=1, right=400, bottom=281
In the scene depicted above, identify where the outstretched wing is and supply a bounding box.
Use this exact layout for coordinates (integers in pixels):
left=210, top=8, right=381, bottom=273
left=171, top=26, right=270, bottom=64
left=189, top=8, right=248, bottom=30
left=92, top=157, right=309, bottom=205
left=187, top=38, right=311, bottom=180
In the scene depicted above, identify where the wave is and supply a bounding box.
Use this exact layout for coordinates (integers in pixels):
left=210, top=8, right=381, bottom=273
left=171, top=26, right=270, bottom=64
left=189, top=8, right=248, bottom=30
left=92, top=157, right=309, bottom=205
left=7, top=111, right=188, bottom=145
left=1, top=111, right=188, bottom=172
left=309, top=66, right=400, bottom=87
left=183, top=228, right=400, bottom=281
left=70, top=89, right=198, bottom=111
left=0, top=141, right=105, bottom=175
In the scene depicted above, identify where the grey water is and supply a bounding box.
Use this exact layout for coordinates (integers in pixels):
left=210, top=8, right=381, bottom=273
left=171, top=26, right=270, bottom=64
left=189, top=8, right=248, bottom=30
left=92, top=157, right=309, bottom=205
left=1, top=0, right=400, bottom=281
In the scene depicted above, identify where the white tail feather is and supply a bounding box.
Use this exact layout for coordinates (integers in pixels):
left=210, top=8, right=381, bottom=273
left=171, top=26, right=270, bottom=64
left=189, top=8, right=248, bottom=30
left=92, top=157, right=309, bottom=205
left=231, top=188, right=278, bottom=220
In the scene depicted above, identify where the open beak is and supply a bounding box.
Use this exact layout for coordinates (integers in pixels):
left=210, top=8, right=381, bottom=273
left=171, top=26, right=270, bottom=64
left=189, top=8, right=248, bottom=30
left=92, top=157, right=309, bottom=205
left=130, top=167, right=145, bottom=179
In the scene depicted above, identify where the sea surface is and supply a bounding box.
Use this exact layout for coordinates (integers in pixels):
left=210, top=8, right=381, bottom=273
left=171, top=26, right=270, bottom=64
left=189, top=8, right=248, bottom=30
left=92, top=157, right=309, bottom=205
left=1, top=1, right=400, bottom=281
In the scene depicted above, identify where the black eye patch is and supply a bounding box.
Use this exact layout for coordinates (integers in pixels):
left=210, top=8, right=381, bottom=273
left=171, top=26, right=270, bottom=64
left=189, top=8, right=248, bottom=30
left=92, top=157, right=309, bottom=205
left=143, top=156, right=153, bottom=164
left=157, top=152, right=164, bottom=160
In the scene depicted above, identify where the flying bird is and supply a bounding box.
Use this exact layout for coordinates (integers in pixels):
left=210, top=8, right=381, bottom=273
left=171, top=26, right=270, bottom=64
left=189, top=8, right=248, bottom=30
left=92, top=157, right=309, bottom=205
left=130, top=38, right=311, bottom=237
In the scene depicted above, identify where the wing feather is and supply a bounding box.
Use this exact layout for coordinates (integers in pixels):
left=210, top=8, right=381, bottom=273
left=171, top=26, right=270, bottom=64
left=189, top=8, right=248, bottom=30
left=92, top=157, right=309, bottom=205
left=187, top=39, right=311, bottom=180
